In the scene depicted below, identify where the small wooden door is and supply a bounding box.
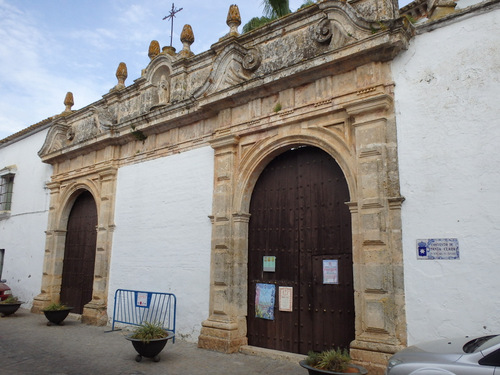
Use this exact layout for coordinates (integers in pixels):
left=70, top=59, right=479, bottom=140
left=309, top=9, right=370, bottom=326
left=248, top=146, right=354, bottom=354
left=60, top=191, right=97, bottom=314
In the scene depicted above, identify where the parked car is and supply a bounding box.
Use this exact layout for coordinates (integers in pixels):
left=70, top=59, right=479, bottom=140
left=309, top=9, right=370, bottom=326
left=0, top=281, right=12, bottom=301
left=386, top=334, right=500, bottom=374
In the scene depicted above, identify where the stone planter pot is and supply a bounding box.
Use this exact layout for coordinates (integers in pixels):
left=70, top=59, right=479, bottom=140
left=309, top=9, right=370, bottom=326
left=299, top=360, right=368, bottom=374
left=42, top=307, right=73, bottom=325
left=126, top=331, right=175, bottom=362
left=0, top=302, right=23, bottom=317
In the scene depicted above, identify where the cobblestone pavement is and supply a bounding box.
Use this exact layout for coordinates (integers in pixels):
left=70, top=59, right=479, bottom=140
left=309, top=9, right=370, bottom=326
left=0, top=308, right=306, bottom=375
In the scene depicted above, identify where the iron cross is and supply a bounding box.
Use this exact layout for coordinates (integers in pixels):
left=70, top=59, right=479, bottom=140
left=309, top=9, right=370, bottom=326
left=163, top=3, right=183, bottom=47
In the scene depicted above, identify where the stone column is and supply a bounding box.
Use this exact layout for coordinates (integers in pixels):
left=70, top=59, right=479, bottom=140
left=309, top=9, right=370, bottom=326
left=198, top=132, right=248, bottom=353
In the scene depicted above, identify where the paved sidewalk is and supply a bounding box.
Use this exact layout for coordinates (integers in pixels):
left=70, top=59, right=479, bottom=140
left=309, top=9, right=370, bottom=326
left=0, top=308, right=306, bottom=375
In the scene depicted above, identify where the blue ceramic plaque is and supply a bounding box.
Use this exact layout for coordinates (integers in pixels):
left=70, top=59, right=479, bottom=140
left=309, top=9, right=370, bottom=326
left=417, top=238, right=459, bottom=260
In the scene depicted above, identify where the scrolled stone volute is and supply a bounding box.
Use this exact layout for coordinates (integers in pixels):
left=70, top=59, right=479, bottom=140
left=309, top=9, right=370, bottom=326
left=314, top=18, right=333, bottom=44
left=242, top=48, right=261, bottom=72
left=115, top=62, right=128, bottom=90
left=63, top=92, right=74, bottom=114
left=226, top=4, right=241, bottom=36
left=148, top=40, right=161, bottom=60
left=180, top=24, right=195, bottom=58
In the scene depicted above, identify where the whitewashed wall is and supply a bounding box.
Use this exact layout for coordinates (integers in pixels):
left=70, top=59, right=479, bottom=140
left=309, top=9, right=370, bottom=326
left=109, top=146, right=214, bottom=341
left=0, top=129, right=52, bottom=307
left=393, top=8, right=500, bottom=345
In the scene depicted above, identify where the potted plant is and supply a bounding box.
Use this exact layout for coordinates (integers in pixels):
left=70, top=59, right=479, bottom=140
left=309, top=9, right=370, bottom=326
left=299, top=348, right=368, bottom=374
left=125, top=321, right=175, bottom=362
left=0, top=295, right=24, bottom=317
left=42, top=302, right=73, bottom=326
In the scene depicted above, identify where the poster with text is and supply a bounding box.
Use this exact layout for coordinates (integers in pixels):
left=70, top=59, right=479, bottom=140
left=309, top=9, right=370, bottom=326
left=323, top=259, right=339, bottom=284
left=255, top=283, right=275, bottom=320
left=279, top=286, right=293, bottom=312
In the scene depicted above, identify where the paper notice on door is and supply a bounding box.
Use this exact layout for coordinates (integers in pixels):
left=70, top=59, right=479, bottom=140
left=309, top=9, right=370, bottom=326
left=278, top=286, right=293, bottom=312
left=323, top=259, right=339, bottom=284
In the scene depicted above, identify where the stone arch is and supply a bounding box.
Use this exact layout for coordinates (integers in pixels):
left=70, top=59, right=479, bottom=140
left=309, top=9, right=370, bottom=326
left=56, top=180, right=100, bottom=230
left=234, top=129, right=357, bottom=215
left=32, top=168, right=118, bottom=326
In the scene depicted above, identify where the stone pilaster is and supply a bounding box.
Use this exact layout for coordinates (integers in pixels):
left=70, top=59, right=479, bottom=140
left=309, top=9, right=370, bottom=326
left=345, top=94, right=406, bottom=374
left=32, top=181, right=64, bottom=313
left=82, top=167, right=117, bottom=326
left=198, top=132, right=248, bottom=353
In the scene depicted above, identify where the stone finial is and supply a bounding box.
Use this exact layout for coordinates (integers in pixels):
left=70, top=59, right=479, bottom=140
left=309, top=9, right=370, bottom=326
left=63, top=92, right=74, bottom=114
left=148, top=40, right=161, bottom=60
left=114, top=62, right=128, bottom=90
left=226, top=5, right=241, bottom=36
left=179, top=24, right=195, bottom=58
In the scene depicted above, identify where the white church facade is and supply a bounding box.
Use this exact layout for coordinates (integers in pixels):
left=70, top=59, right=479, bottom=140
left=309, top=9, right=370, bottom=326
left=1, top=1, right=499, bottom=373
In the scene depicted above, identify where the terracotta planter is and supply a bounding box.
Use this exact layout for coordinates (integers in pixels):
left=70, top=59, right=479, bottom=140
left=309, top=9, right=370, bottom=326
left=42, top=307, right=73, bottom=325
left=299, top=360, right=368, bottom=375
left=126, top=331, right=175, bottom=362
left=0, top=302, right=23, bottom=317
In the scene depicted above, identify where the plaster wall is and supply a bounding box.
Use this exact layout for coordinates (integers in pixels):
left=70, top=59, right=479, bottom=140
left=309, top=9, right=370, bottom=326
left=109, top=146, right=214, bottom=341
left=0, top=129, right=52, bottom=306
left=393, top=9, right=500, bottom=345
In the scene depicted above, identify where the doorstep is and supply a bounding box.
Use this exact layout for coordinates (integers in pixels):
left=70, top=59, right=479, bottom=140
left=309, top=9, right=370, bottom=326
left=239, top=345, right=307, bottom=363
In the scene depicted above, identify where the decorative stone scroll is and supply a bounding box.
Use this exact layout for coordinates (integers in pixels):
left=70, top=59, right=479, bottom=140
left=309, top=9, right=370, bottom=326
left=242, top=48, right=261, bottom=72
left=313, top=18, right=350, bottom=50
left=314, top=18, right=333, bottom=44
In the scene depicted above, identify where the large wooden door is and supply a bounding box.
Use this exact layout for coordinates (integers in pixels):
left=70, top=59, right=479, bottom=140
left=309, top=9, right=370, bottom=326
left=248, top=146, right=354, bottom=354
left=60, top=191, right=97, bottom=314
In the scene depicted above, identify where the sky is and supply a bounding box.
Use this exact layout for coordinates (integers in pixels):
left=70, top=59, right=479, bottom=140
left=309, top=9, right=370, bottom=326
left=0, top=0, right=412, bottom=140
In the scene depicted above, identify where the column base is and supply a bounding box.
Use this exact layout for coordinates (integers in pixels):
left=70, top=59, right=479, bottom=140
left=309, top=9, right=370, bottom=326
left=350, top=339, right=405, bottom=375
left=198, top=317, right=248, bottom=353
left=31, top=293, right=53, bottom=314
left=82, top=301, right=108, bottom=326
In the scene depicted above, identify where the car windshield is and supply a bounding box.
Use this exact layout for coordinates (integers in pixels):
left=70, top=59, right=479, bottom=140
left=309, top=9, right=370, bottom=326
left=463, top=335, right=500, bottom=353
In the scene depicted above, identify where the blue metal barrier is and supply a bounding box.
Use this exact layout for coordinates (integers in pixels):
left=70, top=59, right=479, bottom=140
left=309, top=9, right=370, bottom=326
left=111, top=289, right=176, bottom=342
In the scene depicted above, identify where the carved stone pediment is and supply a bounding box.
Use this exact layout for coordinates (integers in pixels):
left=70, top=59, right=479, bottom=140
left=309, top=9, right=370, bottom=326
left=38, top=119, right=70, bottom=158
left=193, top=42, right=261, bottom=99
left=317, top=2, right=382, bottom=44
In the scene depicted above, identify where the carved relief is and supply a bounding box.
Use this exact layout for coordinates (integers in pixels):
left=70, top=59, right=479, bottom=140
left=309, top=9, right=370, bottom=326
left=158, top=74, right=170, bottom=105
left=92, top=106, right=116, bottom=131
left=149, top=64, right=172, bottom=108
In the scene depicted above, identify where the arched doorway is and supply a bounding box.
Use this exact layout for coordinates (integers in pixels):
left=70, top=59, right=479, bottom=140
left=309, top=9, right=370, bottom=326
left=60, top=191, right=98, bottom=314
left=247, top=146, right=354, bottom=354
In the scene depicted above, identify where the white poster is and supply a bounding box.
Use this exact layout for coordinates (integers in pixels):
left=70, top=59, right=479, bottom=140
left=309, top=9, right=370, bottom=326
left=279, top=286, right=293, bottom=312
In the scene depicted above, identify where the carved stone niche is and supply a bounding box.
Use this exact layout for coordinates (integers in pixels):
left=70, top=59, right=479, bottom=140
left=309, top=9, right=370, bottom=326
left=151, top=65, right=171, bottom=108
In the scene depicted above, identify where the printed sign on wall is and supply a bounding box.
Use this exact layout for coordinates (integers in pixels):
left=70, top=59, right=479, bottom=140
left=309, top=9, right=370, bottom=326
left=255, top=283, right=275, bottom=320
left=417, top=238, right=460, bottom=260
